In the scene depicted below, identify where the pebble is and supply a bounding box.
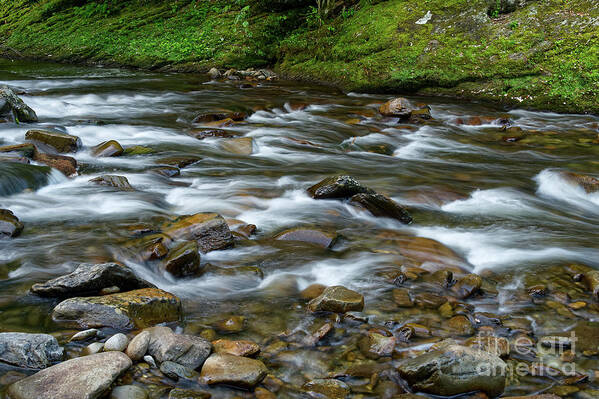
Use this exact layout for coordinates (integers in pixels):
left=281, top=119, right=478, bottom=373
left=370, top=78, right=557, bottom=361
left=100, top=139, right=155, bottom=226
left=143, top=355, right=156, bottom=368
left=70, top=329, right=99, bottom=342
left=104, top=333, right=128, bottom=352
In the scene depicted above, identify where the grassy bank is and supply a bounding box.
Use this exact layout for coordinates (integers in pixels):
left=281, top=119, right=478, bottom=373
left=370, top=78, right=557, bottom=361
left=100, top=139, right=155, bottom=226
left=1, top=0, right=598, bottom=113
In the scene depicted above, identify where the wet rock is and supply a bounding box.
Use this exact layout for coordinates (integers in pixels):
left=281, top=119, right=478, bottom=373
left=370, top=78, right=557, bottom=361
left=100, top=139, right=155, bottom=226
left=123, top=146, right=154, bottom=156
left=110, top=385, right=148, bottom=399
left=7, top=352, right=132, bottom=399
left=149, top=165, right=180, bottom=178
left=155, top=156, right=200, bottom=169
left=0, top=86, right=37, bottom=122
left=446, top=315, right=475, bottom=336
left=0, top=209, right=24, bottom=238
left=91, top=140, right=123, bottom=157
left=220, top=137, right=254, bottom=155
left=82, top=342, right=104, bottom=356
left=143, top=355, right=156, bottom=368
left=307, top=175, right=374, bottom=199
left=392, top=288, right=414, bottom=307
left=160, top=360, right=199, bottom=380
left=308, top=286, right=364, bottom=313
left=161, top=241, right=201, bottom=277
left=189, top=128, right=239, bottom=140
left=192, top=112, right=247, bottom=124
left=146, top=326, right=211, bottom=369
left=215, top=315, right=246, bottom=333
left=539, top=336, right=572, bottom=350
left=0, top=162, right=55, bottom=196
left=466, top=336, right=510, bottom=358
left=255, top=387, right=276, bottom=399
left=398, top=236, right=469, bottom=273
left=168, top=388, right=211, bottom=399
left=33, top=152, right=77, bottom=176
left=398, top=344, right=506, bottom=397
left=104, top=333, right=128, bottom=352
left=162, top=213, right=234, bottom=253
left=562, top=172, right=599, bottom=193
left=274, top=227, right=339, bottom=248
left=414, top=292, right=447, bottom=308
left=89, top=175, right=134, bottom=191
left=31, top=262, right=153, bottom=298
left=379, top=97, right=413, bottom=118
left=409, top=107, right=432, bottom=123
left=203, top=264, right=263, bottom=280
left=212, top=339, right=260, bottom=357
left=350, top=193, right=412, bottom=224
left=300, top=284, right=327, bottom=300
left=199, top=353, right=267, bottom=388
left=0, top=333, right=63, bottom=369
left=52, top=288, right=182, bottom=329
left=453, top=274, right=482, bottom=299
left=126, top=331, right=150, bottom=361
left=302, top=378, right=350, bottom=399
left=208, top=68, right=221, bottom=79
left=583, top=270, right=599, bottom=300
left=70, top=329, right=98, bottom=342
left=0, top=153, right=29, bottom=164
left=0, top=143, right=37, bottom=158
left=359, top=329, right=396, bottom=359
left=25, top=129, right=81, bottom=153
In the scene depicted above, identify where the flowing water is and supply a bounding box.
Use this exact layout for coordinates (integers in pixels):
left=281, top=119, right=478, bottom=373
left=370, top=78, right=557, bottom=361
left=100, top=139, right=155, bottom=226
left=1, top=59, right=599, bottom=397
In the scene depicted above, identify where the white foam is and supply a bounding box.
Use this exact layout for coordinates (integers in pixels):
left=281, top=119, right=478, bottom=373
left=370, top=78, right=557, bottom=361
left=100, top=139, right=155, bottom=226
left=535, top=169, right=599, bottom=213
left=442, top=188, right=546, bottom=217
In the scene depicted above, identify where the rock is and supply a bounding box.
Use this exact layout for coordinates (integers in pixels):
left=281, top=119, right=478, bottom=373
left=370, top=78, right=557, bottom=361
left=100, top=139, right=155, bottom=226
left=307, top=175, right=374, bottom=199
left=52, top=288, right=182, bottom=330
left=91, top=140, right=123, bottom=157
left=0, top=162, right=55, bottom=196
left=199, top=353, right=267, bottom=388
left=350, top=193, right=412, bottom=224
left=0, top=153, right=29, bottom=164
left=104, top=333, right=128, bottom=352
left=220, top=137, right=254, bottom=155
left=0, top=86, right=37, bottom=122
left=149, top=166, right=180, bottom=178
left=70, top=329, right=98, bottom=342
left=33, top=152, right=78, bottom=176
left=398, top=344, right=506, bottom=397
left=0, top=333, right=63, bottom=369
left=562, top=172, right=599, bottom=193
left=397, top=236, right=469, bottom=273
left=300, top=284, right=327, bottom=300
left=162, top=241, right=201, bottom=277
left=110, top=385, right=148, bottom=399
left=123, top=146, right=154, bottom=155
left=160, top=360, right=199, bottom=380
left=189, top=128, right=239, bottom=140
left=82, top=342, right=104, bottom=356
left=126, top=331, right=150, bottom=361
left=274, top=227, right=339, bottom=248
left=453, top=274, right=482, bottom=299
left=212, top=339, right=260, bottom=357
left=379, top=97, right=413, bottom=118
left=146, top=326, right=211, bottom=370
left=392, top=288, right=414, bottom=307
left=192, top=112, right=246, bottom=124
left=89, top=175, right=134, bottom=191
left=143, top=355, right=156, bottom=368
left=465, top=336, right=510, bottom=357
left=0, top=143, right=37, bottom=158
left=446, top=315, right=475, bottom=335
left=162, top=213, right=234, bottom=253
left=7, top=352, right=132, bottom=399
left=25, top=129, right=81, bottom=153
left=409, top=107, right=432, bottom=123
left=207, top=68, right=221, bottom=79
left=0, top=209, right=24, bottom=238
left=155, top=156, right=200, bottom=169
left=255, top=387, right=276, bottom=399
left=308, top=286, right=364, bottom=313
left=168, top=388, right=211, bottom=399
left=215, top=315, right=246, bottom=333
left=583, top=270, right=599, bottom=300
left=31, top=262, right=153, bottom=298
left=302, top=378, right=350, bottom=399
left=359, top=329, right=396, bottom=359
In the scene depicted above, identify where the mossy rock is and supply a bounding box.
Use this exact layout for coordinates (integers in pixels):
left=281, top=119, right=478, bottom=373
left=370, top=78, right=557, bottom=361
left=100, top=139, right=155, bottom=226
left=25, top=129, right=81, bottom=153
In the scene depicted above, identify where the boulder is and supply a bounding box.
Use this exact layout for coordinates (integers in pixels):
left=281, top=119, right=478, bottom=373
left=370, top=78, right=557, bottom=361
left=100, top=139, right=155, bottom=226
left=274, top=227, right=339, bottom=248
left=220, top=137, right=253, bottom=155
left=31, top=262, right=153, bottom=298
left=145, top=326, right=211, bottom=370
left=162, top=241, right=201, bottom=277
left=91, top=140, right=123, bottom=157
left=25, top=129, right=81, bottom=153
left=0, top=333, right=63, bottom=369
left=89, top=175, right=134, bottom=191
left=207, top=68, right=221, bottom=79
left=199, top=353, right=267, bottom=388
left=126, top=331, right=150, bottom=361
left=308, top=286, right=364, bottom=313
left=7, top=352, right=132, bottom=399
left=162, top=213, right=234, bottom=253
left=561, top=172, right=599, bottom=193
left=0, top=86, right=37, bottom=122
left=350, top=193, right=412, bottom=224
left=52, top=288, right=182, bottom=330
left=302, top=378, right=350, bottom=399
left=212, top=339, right=260, bottom=357
left=34, top=152, right=77, bottom=176
left=398, top=344, right=506, bottom=397
left=379, top=97, right=413, bottom=118
left=307, top=175, right=374, bottom=199
left=104, top=333, right=128, bottom=352
left=0, top=209, right=24, bottom=238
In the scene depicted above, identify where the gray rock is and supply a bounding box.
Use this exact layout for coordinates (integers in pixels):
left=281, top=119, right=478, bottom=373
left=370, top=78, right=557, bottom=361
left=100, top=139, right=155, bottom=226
left=146, top=326, right=211, bottom=370
left=110, top=385, right=148, bottom=399
left=70, top=329, right=98, bottom=342
left=199, top=353, right=267, bottom=388
left=398, top=344, right=507, bottom=397
left=349, top=193, right=413, bottom=224
left=104, top=333, right=128, bottom=352
left=0, top=86, right=37, bottom=123
left=274, top=227, right=339, bottom=248
left=31, top=262, right=154, bottom=298
left=0, top=209, right=24, bottom=238
left=162, top=213, right=234, bottom=253
left=208, top=68, right=221, bottom=79
left=89, top=175, right=134, bottom=191
left=143, top=355, right=156, bottom=368
left=126, top=331, right=150, bottom=361
left=160, top=360, right=199, bottom=381
left=308, top=286, right=364, bottom=313
left=7, top=352, right=132, bottom=399
left=0, top=333, right=63, bottom=369
left=307, top=175, right=374, bottom=199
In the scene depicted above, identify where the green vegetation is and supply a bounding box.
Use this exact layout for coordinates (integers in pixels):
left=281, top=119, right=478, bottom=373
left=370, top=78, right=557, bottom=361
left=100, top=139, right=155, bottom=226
left=1, top=0, right=598, bottom=113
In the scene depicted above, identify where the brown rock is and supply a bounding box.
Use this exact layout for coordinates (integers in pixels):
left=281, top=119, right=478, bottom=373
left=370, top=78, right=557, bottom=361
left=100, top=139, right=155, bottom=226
left=212, top=339, right=260, bottom=357
left=303, top=378, right=350, bottom=399
left=199, top=353, right=267, bottom=388
left=220, top=137, right=253, bottom=155
left=300, top=284, right=327, bottom=300
left=0, top=209, right=24, bottom=238
left=162, top=241, right=201, bottom=277
left=308, top=286, right=364, bottom=313
left=91, top=140, right=123, bottom=157
left=379, top=98, right=413, bottom=118
left=453, top=274, right=482, bottom=299
left=34, top=153, right=77, bottom=176
left=162, top=213, right=234, bottom=253
left=274, top=227, right=338, bottom=248
left=25, top=129, right=81, bottom=153
left=392, top=288, right=414, bottom=307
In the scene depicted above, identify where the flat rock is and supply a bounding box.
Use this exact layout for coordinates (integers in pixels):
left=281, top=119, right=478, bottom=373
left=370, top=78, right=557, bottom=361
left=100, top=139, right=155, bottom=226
left=89, top=175, right=134, bottom=191
left=0, top=333, right=63, bottom=369
left=192, top=112, right=246, bottom=123
left=0, top=209, right=24, bottom=238
left=0, top=86, right=37, bottom=122
left=199, top=353, right=267, bottom=388
left=162, top=241, right=201, bottom=277
left=350, top=193, right=412, bottom=224
left=31, top=262, right=153, bottom=298
left=307, top=175, right=374, bottom=199
left=146, top=326, right=211, bottom=370
left=52, top=288, right=182, bottom=330
left=162, top=213, right=234, bottom=253
left=91, top=140, right=123, bottom=157
left=212, top=339, right=260, bottom=357
left=34, top=152, right=77, bottom=176
left=25, top=129, right=81, bottom=153
left=7, top=352, right=132, bottom=399
left=308, top=286, right=364, bottom=313
left=274, top=227, right=339, bottom=248
left=0, top=143, right=37, bottom=158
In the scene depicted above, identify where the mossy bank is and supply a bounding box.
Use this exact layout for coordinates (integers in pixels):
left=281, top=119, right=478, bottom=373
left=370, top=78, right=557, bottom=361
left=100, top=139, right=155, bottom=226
left=1, top=0, right=598, bottom=113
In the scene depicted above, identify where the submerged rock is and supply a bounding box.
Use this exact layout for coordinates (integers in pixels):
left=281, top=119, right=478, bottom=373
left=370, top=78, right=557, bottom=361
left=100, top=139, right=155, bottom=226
left=89, top=175, right=134, bottom=191
left=583, top=270, right=599, bottom=300
left=7, top=352, right=132, bottom=399
left=274, top=227, right=339, bottom=248
left=308, top=286, right=364, bottom=313
left=25, top=129, right=81, bottom=153
left=398, top=344, right=506, bottom=397
left=0, top=162, right=55, bottom=196
left=212, top=339, right=260, bottom=357
left=359, top=329, right=396, bottom=359
left=168, top=388, right=211, bottom=399
left=199, top=353, right=267, bottom=388
left=162, top=213, right=234, bottom=253
left=162, top=241, right=201, bottom=277
left=160, top=361, right=199, bottom=381
left=0, top=86, right=38, bottom=122
left=349, top=193, right=413, bottom=224
left=452, top=273, right=482, bottom=299
left=110, top=385, right=148, bottom=399
left=149, top=165, right=181, bottom=178
left=303, top=378, right=350, bottom=399
left=0, top=209, right=24, bottom=238
left=220, top=137, right=254, bottom=155
left=91, top=140, right=123, bottom=157
left=52, top=288, right=181, bottom=329
left=31, top=262, right=153, bottom=297
left=307, top=175, right=374, bottom=199
left=155, top=156, right=200, bottom=169
left=146, top=326, right=211, bottom=370
left=0, top=333, right=63, bottom=369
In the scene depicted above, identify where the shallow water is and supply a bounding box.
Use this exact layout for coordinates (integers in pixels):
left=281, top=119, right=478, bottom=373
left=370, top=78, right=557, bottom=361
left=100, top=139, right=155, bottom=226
left=1, top=59, right=599, bottom=397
